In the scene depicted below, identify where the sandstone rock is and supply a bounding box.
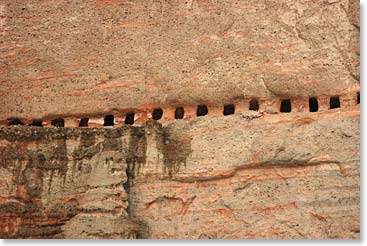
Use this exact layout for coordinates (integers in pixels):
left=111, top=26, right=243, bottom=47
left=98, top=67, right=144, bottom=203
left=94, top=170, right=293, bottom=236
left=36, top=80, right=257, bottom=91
left=0, top=108, right=360, bottom=238
left=0, top=0, right=360, bottom=240
left=0, top=0, right=360, bottom=122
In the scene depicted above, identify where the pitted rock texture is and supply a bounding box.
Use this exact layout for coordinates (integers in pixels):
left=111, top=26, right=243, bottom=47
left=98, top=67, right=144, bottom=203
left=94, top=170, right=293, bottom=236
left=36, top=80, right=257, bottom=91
left=0, top=109, right=360, bottom=239
left=0, top=0, right=360, bottom=240
left=0, top=0, right=360, bottom=120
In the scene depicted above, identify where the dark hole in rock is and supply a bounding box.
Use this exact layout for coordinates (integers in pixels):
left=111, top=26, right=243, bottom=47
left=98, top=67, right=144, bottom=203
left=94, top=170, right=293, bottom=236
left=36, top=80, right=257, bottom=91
left=197, top=105, right=208, bottom=117
left=152, top=108, right=163, bottom=120
left=357, top=92, right=360, bottom=104
left=79, top=118, right=89, bottom=127
left=29, top=120, right=43, bottom=127
left=8, top=118, right=24, bottom=126
left=104, top=115, right=114, bottom=126
left=223, top=104, right=235, bottom=116
left=329, top=96, right=340, bottom=109
left=51, top=118, right=64, bottom=127
left=249, top=99, right=259, bottom=111
left=175, top=107, right=184, bottom=119
left=125, top=112, right=135, bottom=125
left=280, top=99, right=291, bottom=113
left=309, top=97, right=318, bottom=112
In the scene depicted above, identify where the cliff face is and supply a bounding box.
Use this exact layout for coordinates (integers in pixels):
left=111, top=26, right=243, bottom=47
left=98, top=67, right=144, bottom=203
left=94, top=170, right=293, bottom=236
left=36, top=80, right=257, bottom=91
left=0, top=0, right=359, bottom=122
left=0, top=108, right=360, bottom=239
left=0, top=0, right=360, bottom=239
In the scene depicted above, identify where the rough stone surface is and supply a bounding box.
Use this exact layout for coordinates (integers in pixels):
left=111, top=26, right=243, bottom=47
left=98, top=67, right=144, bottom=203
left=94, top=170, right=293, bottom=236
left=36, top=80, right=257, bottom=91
left=0, top=127, right=145, bottom=238
left=0, top=0, right=360, bottom=121
left=0, top=0, right=360, bottom=240
left=0, top=108, right=360, bottom=239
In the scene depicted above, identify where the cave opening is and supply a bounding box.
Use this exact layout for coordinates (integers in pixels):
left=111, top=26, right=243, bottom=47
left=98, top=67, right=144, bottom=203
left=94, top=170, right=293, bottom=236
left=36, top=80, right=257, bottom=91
left=357, top=92, right=360, bottom=104
left=51, top=118, right=65, bottom=127
left=309, top=97, right=318, bottom=112
left=329, top=96, right=340, bottom=109
left=79, top=118, right=89, bottom=127
left=29, top=120, right=43, bottom=127
left=8, top=118, right=24, bottom=126
left=175, top=107, right=184, bottom=119
left=104, top=115, right=114, bottom=126
left=152, top=108, right=163, bottom=120
left=249, top=99, right=259, bottom=111
left=280, top=99, right=291, bottom=113
left=125, top=112, right=135, bottom=125
left=223, top=104, right=235, bottom=116
left=196, top=105, right=208, bottom=117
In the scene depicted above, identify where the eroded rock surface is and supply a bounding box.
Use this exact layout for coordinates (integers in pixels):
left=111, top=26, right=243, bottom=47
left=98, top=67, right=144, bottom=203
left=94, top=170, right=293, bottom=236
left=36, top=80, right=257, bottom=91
left=0, top=108, right=360, bottom=239
left=0, top=127, right=146, bottom=238
left=0, top=0, right=360, bottom=240
left=0, top=0, right=360, bottom=121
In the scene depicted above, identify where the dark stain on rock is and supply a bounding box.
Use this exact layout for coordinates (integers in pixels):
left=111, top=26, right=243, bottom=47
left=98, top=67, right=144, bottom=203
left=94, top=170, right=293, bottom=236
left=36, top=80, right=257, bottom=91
left=73, top=142, right=103, bottom=160
left=80, top=130, right=96, bottom=147
left=0, top=126, right=142, bottom=238
left=138, top=120, right=192, bottom=177
left=0, top=121, right=193, bottom=239
left=122, top=126, right=148, bottom=239
left=0, top=126, right=69, bottom=142
left=0, top=144, right=27, bottom=168
left=102, top=127, right=126, bottom=138
left=46, top=139, right=69, bottom=184
left=161, top=124, right=192, bottom=177
left=103, top=138, right=122, bottom=152
left=7, top=151, right=61, bottom=238
left=124, top=126, right=147, bottom=189
left=134, top=220, right=151, bottom=239
left=73, top=130, right=103, bottom=160
left=22, top=152, right=46, bottom=197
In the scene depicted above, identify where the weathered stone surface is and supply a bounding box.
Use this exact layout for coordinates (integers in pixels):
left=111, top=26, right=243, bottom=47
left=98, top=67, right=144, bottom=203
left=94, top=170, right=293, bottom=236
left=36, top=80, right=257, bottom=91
left=129, top=110, right=360, bottom=239
left=0, top=107, right=360, bottom=238
left=0, top=127, right=145, bottom=238
left=0, top=0, right=360, bottom=240
left=0, top=0, right=359, bottom=121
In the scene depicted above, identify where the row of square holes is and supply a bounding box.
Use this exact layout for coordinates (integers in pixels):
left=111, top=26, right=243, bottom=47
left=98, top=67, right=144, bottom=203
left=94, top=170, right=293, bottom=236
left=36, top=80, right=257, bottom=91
left=54, top=101, right=254, bottom=127
left=280, top=95, right=345, bottom=113
left=8, top=93, right=360, bottom=127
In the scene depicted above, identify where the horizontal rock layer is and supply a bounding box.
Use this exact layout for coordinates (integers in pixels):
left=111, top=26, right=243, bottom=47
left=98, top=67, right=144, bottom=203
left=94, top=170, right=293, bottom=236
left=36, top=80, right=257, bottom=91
left=0, top=0, right=360, bottom=239
left=0, top=0, right=360, bottom=120
left=0, top=108, right=360, bottom=239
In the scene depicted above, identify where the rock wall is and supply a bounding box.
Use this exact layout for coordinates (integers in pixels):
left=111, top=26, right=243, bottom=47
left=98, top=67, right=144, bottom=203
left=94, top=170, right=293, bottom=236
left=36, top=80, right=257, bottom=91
left=0, top=0, right=360, bottom=239
left=0, top=107, right=360, bottom=239
left=0, top=126, right=146, bottom=238
left=0, top=0, right=360, bottom=122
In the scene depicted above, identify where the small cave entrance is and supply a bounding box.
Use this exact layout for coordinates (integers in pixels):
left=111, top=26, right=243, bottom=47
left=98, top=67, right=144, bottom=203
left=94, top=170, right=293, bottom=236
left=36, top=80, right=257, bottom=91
left=249, top=99, right=259, bottom=111
left=309, top=97, right=318, bottom=112
left=152, top=108, right=163, bottom=120
left=175, top=107, right=184, bottom=119
left=104, top=115, right=114, bottom=126
left=8, top=118, right=24, bottom=126
left=29, top=120, right=43, bottom=127
left=51, top=118, right=65, bottom=127
left=223, top=104, right=235, bottom=116
left=79, top=118, right=89, bottom=127
left=125, top=112, right=135, bottom=125
left=329, top=96, right=340, bottom=109
left=196, top=105, right=208, bottom=117
left=357, top=92, right=360, bottom=104
left=280, top=99, right=291, bottom=113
